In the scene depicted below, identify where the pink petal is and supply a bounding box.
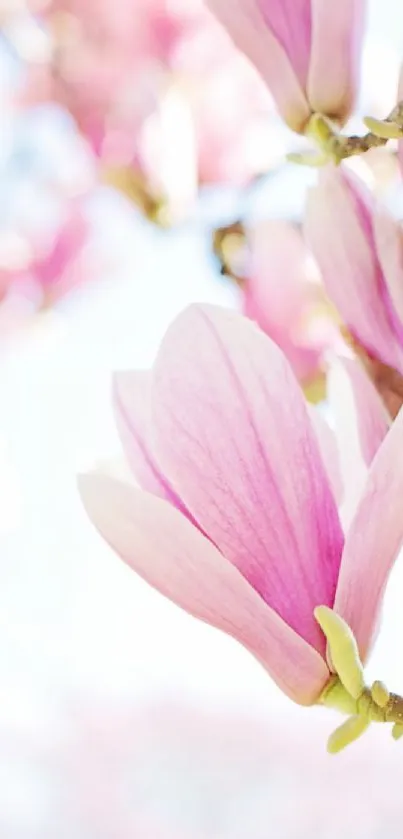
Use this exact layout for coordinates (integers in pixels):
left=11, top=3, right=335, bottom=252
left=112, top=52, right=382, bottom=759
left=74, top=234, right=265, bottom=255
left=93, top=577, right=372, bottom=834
left=308, top=406, right=343, bottom=505
left=334, top=406, right=403, bottom=661
left=246, top=221, right=312, bottom=326
left=343, top=175, right=403, bottom=353
left=339, top=357, right=390, bottom=465
left=327, top=357, right=390, bottom=530
left=327, top=359, right=369, bottom=529
left=79, top=474, right=329, bottom=704
left=372, top=207, right=403, bottom=331
left=308, top=0, right=366, bottom=123
left=113, top=371, right=194, bottom=522
left=205, top=0, right=311, bottom=132
left=256, top=0, right=312, bottom=86
left=243, top=220, right=323, bottom=381
left=304, top=167, right=403, bottom=374
left=150, top=304, right=344, bottom=654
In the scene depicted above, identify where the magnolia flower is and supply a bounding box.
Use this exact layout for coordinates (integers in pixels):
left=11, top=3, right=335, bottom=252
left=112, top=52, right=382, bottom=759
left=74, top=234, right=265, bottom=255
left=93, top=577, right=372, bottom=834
left=204, top=0, right=366, bottom=133
left=304, top=165, right=403, bottom=417
left=80, top=304, right=403, bottom=752
left=240, top=220, right=339, bottom=387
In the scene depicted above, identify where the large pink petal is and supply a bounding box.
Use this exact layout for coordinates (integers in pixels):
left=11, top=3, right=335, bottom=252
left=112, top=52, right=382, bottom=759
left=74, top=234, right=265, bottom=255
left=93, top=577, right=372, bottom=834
left=305, top=167, right=403, bottom=374
left=79, top=474, right=329, bottom=704
left=334, top=406, right=403, bottom=662
left=113, top=371, right=194, bottom=522
left=308, top=0, right=366, bottom=123
left=150, top=304, right=344, bottom=654
left=205, top=0, right=311, bottom=132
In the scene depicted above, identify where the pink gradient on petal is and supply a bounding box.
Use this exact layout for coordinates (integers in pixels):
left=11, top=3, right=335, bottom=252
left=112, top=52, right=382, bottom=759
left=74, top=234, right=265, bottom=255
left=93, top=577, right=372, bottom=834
left=340, top=357, right=390, bottom=466
left=207, top=0, right=362, bottom=129
left=305, top=166, right=403, bottom=375
left=242, top=221, right=334, bottom=382
left=343, top=171, right=403, bottom=349
left=206, top=0, right=310, bottom=131
left=334, top=406, right=403, bottom=662
left=308, top=0, right=366, bottom=121
left=113, top=371, right=197, bottom=525
left=151, top=304, right=343, bottom=653
left=257, top=0, right=312, bottom=85
left=373, top=206, right=403, bottom=331
left=308, top=406, right=343, bottom=505
left=79, top=475, right=329, bottom=704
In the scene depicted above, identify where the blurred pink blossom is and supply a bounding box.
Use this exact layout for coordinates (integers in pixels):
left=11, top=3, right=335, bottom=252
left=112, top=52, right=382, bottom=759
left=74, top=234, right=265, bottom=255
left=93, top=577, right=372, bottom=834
left=23, top=0, right=277, bottom=221
left=241, top=220, right=339, bottom=385
left=0, top=197, right=96, bottom=335
left=205, top=0, right=366, bottom=132
left=30, top=199, right=92, bottom=305
left=80, top=304, right=403, bottom=706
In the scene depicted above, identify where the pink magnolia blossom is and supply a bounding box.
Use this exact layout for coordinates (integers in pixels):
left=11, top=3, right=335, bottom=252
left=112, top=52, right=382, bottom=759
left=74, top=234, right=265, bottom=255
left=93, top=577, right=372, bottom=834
left=241, top=220, right=339, bottom=384
left=205, top=0, right=367, bottom=132
left=79, top=304, right=403, bottom=707
left=304, top=166, right=403, bottom=384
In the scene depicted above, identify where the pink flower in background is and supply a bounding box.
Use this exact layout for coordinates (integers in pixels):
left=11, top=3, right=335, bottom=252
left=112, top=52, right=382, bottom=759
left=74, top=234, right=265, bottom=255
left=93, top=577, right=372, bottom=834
left=80, top=304, right=403, bottom=706
left=30, top=199, right=92, bottom=305
left=241, top=220, right=338, bottom=384
left=23, top=0, right=276, bottom=222
left=0, top=197, right=97, bottom=337
left=205, top=0, right=367, bottom=132
left=304, top=165, right=403, bottom=414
